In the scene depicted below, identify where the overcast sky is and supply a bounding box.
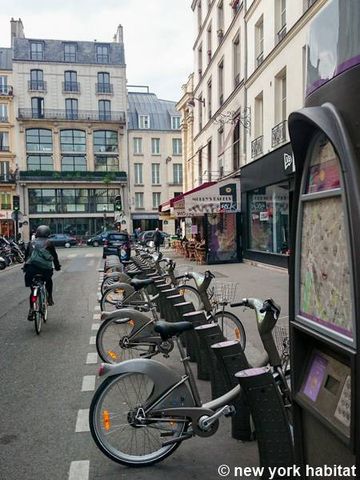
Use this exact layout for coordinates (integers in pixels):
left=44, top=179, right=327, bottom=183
left=0, top=0, right=194, bottom=101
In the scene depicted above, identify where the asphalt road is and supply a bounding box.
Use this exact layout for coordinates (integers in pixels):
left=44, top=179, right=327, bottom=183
left=0, top=248, right=258, bottom=480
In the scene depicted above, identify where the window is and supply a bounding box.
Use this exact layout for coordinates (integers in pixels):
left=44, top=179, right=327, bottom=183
left=275, top=69, right=287, bottom=123
left=135, top=192, right=144, bottom=209
left=30, top=42, right=43, bottom=61
left=134, top=163, right=143, bottom=184
left=233, top=34, right=241, bottom=87
left=152, top=192, right=161, bottom=209
left=0, top=192, right=11, bottom=209
left=65, top=98, right=78, bottom=120
left=276, top=0, right=287, bottom=44
left=198, top=45, right=203, bottom=76
left=207, top=79, right=212, bottom=120
left=0, top=161, right=9, bottom=181
left=139, top=115, right=150, bottom=129
left=197, top=1, right=202, bottom=30
left=255, top=16, right=264, bottom=67
left=198, top=149, right=203, bottom=185
left=172, top=138, right=182, bottom=155
left=60, top=130, right=86, bottom=152
left=64, top=43, right=76, bottom=62
left=97, top=72, right=111, bottom=93
left=218, top=59, right=224, bottom=106
left=255, top=91, right=263, bottom=136
left=0, top=132, right=9, bottom=151
left=233, top=119, right=240, bottom=171
left=151, top=138, right=160, bottom=154
left=93, top=130, right=118, bottom=152
left=31, top=97, right=44, bottom=119
left=198, top=93, right=203, bottom=131
left=207, top=140, right=212, bottom=181
left=217, top=1, right=224, bottom=42
left=99, top=100, right=111, bottom=120
left=0, top=104, right=8, bottom=122
left=133, top=137, right=143, bottom=155
left=0, top=76, right=7, bottom=94
left=30, top=70, right=44, bottom=91
left=96, top=45, right=109, bottom=63
left=27, top=155, right=53, bottom=171
left=26, top=129, right=52, bottom=152
left=94, top=156, right=119, bottom=172
left=207, top=23, right=212, bottom=62
left=64, top=71, right=79, bottom=92
left=152, top=163, right=160, bottom=184
left=61, top=156, right=86, bottom=172
left=171, top=117, right=181, bottom=130
left=173, top=164, right=183, bottom=185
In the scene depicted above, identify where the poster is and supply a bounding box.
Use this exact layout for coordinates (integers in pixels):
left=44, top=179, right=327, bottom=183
left=207, top=213, right=238, bottom=264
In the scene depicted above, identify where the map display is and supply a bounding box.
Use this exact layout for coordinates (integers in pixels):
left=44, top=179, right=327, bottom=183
left=299, top=196, right=352, bottom=338
left=305, top=136, right=341, bottom=193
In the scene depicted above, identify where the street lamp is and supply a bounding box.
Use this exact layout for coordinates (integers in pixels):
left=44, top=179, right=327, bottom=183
left=103, top=205, right=107, bottom=231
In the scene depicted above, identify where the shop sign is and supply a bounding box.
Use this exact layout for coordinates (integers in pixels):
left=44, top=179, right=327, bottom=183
left=260, top=211, right=269, bottom=221
left=186, top=180, right=240, bottom=215
left=284, top=153, right=295, bottom=174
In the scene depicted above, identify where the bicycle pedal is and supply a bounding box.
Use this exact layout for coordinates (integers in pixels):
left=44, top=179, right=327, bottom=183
left=224, top=405, right=236, bottom=417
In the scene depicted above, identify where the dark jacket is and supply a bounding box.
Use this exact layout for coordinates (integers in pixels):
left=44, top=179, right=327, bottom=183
left=153, top=230, right=162, bottom=245
left=25, top=238, right=61, bottom=270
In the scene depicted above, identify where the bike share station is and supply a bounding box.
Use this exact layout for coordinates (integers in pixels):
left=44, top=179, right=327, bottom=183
left=287, top=0, right=360, bottom=477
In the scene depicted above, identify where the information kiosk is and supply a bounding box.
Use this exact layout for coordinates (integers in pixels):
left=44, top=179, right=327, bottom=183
left=288, top=0, right=360, bottom=476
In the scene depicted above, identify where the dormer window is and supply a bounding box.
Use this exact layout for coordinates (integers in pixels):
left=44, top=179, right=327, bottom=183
left=171, top=116, right=181, bottom=130
left=139, top=115, right=150, bottom=129
left=96, top=45, right=109, bottom=63
left=64, top=43, right=77, bottom=62
left=30, top=42, right=44, bottom=61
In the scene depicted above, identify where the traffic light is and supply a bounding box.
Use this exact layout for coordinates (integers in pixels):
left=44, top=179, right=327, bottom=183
left=114, top=195, right=122, bottom=212
left=13, top=195, right=20, bottom=211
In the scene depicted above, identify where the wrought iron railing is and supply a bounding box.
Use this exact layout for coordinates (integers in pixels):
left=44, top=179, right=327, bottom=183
left=0, top=116, right=8, bottom=123
left=256, top=52, right=264, bottom=67
left=28, top=80, right=47, bottom=91
left=62, top=81, right=80, bottom=93
left=0, top=85, right=13, bottom=95
left=276, top=25, right=287, bottom=44
left=272, top=120, right=287, bottom=148
left=251, top=135, right=263, bottom=158
left=18, top=108, right=126, bottom=122
left=19, top=170, right=127, bottom=182
left=96, top=83, right=114, bottom=94
left=0, top=174, right=16, bottom=183
left=0, top=146, right=10, bottom=152
left=96, top=54, right=109, bottom=63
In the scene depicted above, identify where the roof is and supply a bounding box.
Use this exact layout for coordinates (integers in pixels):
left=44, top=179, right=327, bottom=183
left=13, top=38, right=125, bottom=66
left=0, top=48, right=12, bottom=70
left=127, top=92, right=181, bottom=131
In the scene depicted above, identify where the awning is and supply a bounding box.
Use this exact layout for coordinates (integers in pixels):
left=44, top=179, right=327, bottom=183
left=131, top=213, right=159, bottom=220
left=159, top=193, right=184, bottom=213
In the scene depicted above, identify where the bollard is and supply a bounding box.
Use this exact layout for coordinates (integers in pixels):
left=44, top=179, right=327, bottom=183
left=236, top=367, right=294, bottom=479
left=212, top=340, right=252, bottom=440
left=182, top=311, right=208, bottom=362
left=195, top=324, right=226, bottom=391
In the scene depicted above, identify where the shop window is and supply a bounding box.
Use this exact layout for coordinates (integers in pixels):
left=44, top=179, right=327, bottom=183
left=248, top=182, right=289, bottom=254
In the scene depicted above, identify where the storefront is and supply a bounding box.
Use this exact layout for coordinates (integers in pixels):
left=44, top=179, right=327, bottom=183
left=241, top=142, right=294, bottom=268
left=0, top=211, right=14, bottom=237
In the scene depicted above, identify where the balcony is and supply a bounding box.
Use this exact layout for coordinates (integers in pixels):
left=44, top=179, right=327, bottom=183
left=0, top=85, right=13, bottom=97
left=0, top=146, right=10, bottom=152
left=0, top=116, right=8, bottom=123
left=62, top=81, right=80, bottom=93
left=28, top=80, right=47, bottom=92
left=19, top=170, right=127, bottom=182
left=251, top=135, right=263, bottom=158
left=0, top=173, right=16, bottom=183
left=276, top=25, right=287, bottom=45
left=256, top=52, right=264, bottom=68
left=18, top=108, right=126, bottom=123
left=234, top=73, right=240, bottom=88
left=272, top=120, right=287, bottom=148
left=96, top=83, right=114, bottom=94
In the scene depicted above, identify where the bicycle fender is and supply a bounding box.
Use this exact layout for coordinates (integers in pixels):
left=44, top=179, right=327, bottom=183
left=100, top=358, right=195, bottom=408
left=100, top=308, right=152, bottom=326
left=103, top=282, right=135, bottom=296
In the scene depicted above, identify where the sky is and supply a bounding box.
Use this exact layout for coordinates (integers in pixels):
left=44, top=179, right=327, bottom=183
left=0, top=0, right=194, bottom=101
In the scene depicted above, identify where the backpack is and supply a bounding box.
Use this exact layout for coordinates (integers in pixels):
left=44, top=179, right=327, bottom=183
left=26, top=239, right=54, bottom=270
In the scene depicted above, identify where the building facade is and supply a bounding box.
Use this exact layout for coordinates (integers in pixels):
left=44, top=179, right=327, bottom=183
left=128, top=88, right=182, bottom=234
left=0, top=47, right=16, bottom=236
left=10, top=19, right=128, bottom=240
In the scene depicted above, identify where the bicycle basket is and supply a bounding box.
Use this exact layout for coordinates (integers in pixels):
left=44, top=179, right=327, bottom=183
left=273, top=325, right=290, bottom=358
left=211, top=281, right=238, bottom=304
left=175, top=264, right=194, bottom=277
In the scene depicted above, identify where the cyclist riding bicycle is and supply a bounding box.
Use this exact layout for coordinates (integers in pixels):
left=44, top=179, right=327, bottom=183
left=24, top=225, right=61, bottom=320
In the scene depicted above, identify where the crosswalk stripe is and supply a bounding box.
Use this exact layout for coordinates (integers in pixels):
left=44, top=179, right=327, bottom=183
left=89, top=336, right=96, bottom=344
left=93, top=313, right=101, bottom=320
left=75, top=409, right=90, bottom=432
left=69, top=460, right=89, bottom=480
left=86, top=352, right=98, bottom=364
left=82, top=375, right=96, bottom=392
left=91, top=323, right=100, bottom=331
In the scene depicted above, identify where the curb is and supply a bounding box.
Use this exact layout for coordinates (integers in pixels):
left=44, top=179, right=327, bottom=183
left=243, top=259, right=288, bottom=274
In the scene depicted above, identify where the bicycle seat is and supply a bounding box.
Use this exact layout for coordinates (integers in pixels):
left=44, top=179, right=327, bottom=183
left=130, top=278, right=154, bottom=291
left=33, top=274, right=44, bottom=280
left=154, top=320, right=194, bottom=340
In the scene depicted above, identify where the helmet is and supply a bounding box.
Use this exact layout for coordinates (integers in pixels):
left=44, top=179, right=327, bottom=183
left=35, top=225, right=51, bottom=238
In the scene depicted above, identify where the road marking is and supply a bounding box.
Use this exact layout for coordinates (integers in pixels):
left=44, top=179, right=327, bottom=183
left=75, top=409, right=90, bottom=432
left=94, top=305, right=100, bottom=312
left=86, top=352, right=98, bottom=364
left=89, top=336, right=96, bottom=344
left=68, top=254, right=76, bottom=258
left=91, top=323, right=100, bottom=331
left=85, top=253, right=94, bottom=258
left=69, top=460, right=89, bottom=480
left=89, top=259, right=95, bottom=266
left=93, top=313, right=101, bottom=320
left=82, top=375, right=96, bottom=391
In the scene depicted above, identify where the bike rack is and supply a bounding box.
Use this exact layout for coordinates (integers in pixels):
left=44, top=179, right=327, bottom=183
left=195, top=324, right=226, bottom=387
left=236, top=367, right=294, bottom=478
left=174, top=301, right=196, bottom=347
left=182, top=311, right=208, bottom=362
left=211, top=340, right=252, bottom=441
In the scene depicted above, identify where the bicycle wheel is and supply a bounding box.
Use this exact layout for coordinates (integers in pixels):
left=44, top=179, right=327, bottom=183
left=42, top=287, right=48, bottom=323
left=177, top=284, right=201, bottom=311
left=34, top=297, right=42, bottom=335
left=96, top=317, right=155, bottom=363
left=212, top=310, right=246, bottom=350
left=89, top=372, right=187, bottom=466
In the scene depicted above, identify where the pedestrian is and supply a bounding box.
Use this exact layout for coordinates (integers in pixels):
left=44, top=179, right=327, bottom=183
left=176, top=226, right=181, bottom=239
left=31, top=230, right=36, bottom=241
left=153, top=227, right=162, bottom=253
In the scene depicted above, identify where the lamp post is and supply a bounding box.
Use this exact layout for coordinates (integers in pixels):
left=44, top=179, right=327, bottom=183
left=103, top=205, right=107, bottom=231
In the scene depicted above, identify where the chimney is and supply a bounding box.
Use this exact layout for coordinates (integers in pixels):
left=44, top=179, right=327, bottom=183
left=10, top=18, right=25, bottom=47
left=114, top=25, right=123, bottom=43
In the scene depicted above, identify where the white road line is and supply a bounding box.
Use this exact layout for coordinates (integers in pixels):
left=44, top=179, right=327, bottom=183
left=82, top=375, right=96, bottom=392
left=75, top=409, right=90, bottom=432
left=89, top=259, right=95, bottom=266
left=94, top=305, right=100, bottom=312
left=68, top=254, right=76, bottom=258
left=89, top=336, right=96, bottom=344
left=69, top=460, right=89, bottom=480
left=85, top=253, right=93, bottom=258
left=91, top=323, right=100, bottom=330
left=86, top=352, right=98, bottom=364
left=93, top=313, right=101, bottom=320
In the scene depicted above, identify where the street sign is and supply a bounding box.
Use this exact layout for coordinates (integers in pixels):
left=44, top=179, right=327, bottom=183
left=11, top=211, right=23, bottom=221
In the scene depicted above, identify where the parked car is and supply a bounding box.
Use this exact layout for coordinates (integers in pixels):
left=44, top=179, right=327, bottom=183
left=138, top=230, right=170, bottom=246
left=87, top=232, right=108, bottom=247
left=49, top=234, right=77, bottom=248
left=102, top=231, right=131, bottom=260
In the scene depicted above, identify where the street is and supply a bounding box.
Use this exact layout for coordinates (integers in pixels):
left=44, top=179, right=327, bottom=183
left=0, top=248, right=293, bottom=480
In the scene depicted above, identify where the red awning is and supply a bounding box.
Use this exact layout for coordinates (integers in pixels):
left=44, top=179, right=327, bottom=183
left=172, top=181, right=216, bottom=205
